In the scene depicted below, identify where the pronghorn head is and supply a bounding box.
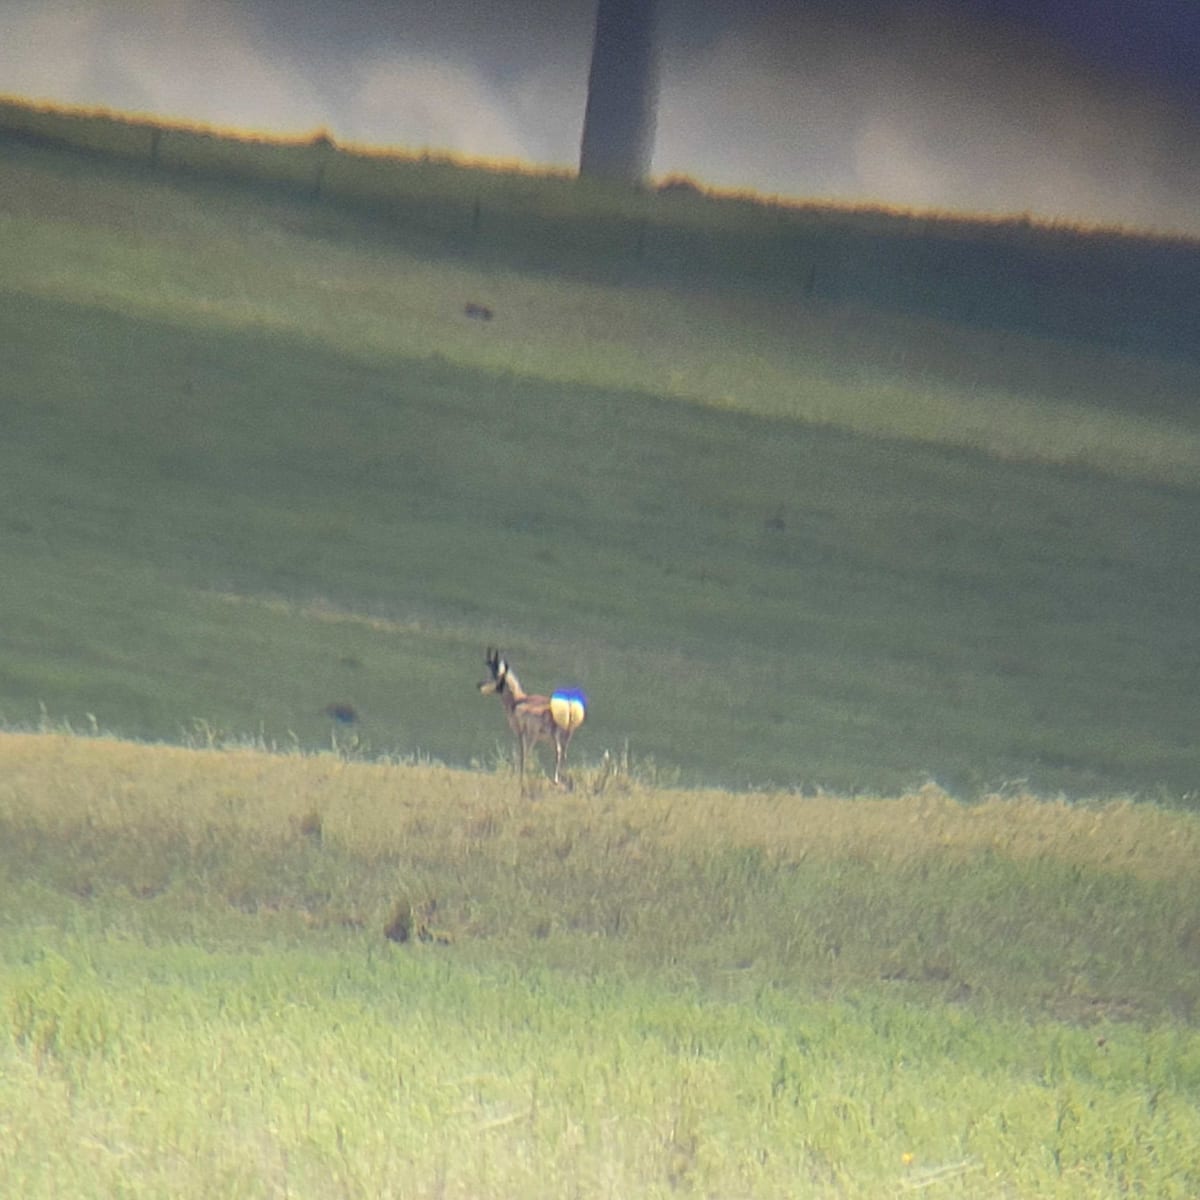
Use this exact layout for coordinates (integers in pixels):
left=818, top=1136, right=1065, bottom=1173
left=478, top=647, right=509, bottom=695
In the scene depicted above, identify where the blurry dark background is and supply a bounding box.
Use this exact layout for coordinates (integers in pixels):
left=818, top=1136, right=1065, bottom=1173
left=3, top=0, right=1199, bottom=235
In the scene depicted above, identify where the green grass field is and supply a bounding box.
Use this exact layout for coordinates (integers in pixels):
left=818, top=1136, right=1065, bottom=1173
left=3, top=733, right=1200, bottom=1198
left=0, top=115, right=1197, bottom=797
left=3, top=106, right=1200, bottom=1195
left=4, top=733, right=1200, bottom=1197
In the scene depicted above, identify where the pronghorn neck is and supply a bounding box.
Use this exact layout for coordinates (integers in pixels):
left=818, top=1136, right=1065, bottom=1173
left=500, top=666, right=528, bottom=702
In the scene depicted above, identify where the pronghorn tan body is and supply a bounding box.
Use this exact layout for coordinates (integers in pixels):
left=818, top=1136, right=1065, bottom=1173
left=479, top=648, right=586, bottom=789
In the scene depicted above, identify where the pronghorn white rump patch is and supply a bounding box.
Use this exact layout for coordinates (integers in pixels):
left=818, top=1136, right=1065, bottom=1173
left=550, top=689, right=587, bottom=732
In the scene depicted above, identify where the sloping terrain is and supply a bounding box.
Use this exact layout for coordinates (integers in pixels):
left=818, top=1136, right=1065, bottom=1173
left=1, top=121, right=1197, bottom=796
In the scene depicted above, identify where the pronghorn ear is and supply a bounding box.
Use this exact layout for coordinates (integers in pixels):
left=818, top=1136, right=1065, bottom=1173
left=483, top=648, right=508, bottom=681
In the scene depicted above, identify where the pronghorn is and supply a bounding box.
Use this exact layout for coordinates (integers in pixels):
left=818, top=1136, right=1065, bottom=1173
left=478, top=647, right=586, bottom=789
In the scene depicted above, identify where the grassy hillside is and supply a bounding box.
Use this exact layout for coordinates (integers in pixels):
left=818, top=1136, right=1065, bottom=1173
left=0, top=118, right=1198, bottom=796
left=2, top=734, right=1199, bottom=1197
left=4, top=98, right=1198, bottom=365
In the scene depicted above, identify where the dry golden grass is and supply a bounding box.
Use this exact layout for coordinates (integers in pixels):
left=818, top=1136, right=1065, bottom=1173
left=660, top=781, right=1200, bottom=883
left=7, top=731, right=1196, bottom=883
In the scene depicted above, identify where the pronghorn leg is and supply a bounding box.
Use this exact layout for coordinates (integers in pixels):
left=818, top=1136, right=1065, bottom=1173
left=519, top=734, right=536, bottom=796
left=554, top=732, right=573, bottom=789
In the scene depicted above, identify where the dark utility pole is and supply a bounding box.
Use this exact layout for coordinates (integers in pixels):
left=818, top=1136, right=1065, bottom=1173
left=579, top=0, right=659, bottom=185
